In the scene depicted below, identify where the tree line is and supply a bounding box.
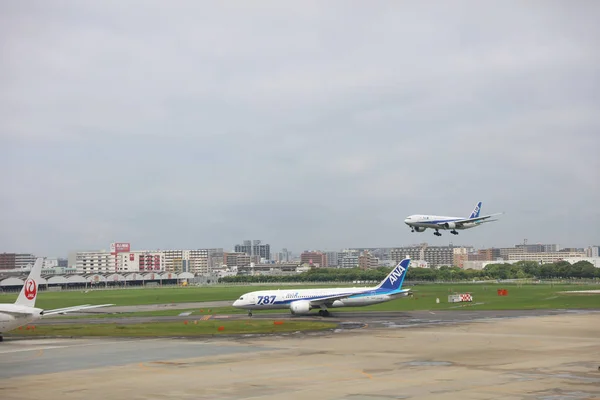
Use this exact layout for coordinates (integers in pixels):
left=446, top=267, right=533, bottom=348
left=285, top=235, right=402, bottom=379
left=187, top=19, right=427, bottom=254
left=218, top=260, right=599, bottom=283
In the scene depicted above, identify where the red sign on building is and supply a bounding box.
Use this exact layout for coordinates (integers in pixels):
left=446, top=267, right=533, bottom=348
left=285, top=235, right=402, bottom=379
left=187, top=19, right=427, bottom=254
left=114, top=243, right=130, bottom=252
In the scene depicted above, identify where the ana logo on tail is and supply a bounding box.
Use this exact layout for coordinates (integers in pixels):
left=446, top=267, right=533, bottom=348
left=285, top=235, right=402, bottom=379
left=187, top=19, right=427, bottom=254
left=24, top=278, right=37, bottom=300
left=470, top=202, right=482, bottom=218
left=389, top=265, right=406, bottom=285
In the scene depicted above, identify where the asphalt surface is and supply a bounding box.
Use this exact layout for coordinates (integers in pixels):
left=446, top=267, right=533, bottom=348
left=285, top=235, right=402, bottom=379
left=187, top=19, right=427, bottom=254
left=2, top=311, right=599, bottom=400
left=0, top=337, right=275, bottom=380
left=31, top=308, right=599, bottom=329
left=73, top=300, right=234, bottom=314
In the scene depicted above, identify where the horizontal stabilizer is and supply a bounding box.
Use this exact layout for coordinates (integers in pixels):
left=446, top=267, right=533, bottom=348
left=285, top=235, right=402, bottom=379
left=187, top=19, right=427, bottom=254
left=1, top=310, right=38, bottom=317
left=456, top=212, right=504, bottom=225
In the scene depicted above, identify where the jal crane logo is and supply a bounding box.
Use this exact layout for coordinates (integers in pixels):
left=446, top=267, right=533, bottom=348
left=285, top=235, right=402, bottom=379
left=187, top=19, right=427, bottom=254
left=24, top=278, right=37, bottom=300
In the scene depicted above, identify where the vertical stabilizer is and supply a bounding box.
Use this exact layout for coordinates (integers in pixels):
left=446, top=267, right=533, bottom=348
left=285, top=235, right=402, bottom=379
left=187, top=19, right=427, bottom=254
left=376, top=257, right=411, bottom=291
left=469, top=202, right=482, bottom=219
left=15, top=258, right=43, bottom=307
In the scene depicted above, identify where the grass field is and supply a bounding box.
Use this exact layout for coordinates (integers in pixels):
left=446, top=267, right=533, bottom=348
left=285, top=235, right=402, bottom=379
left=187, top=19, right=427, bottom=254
left=2, top=282, right=598, bottom=316
left=0, top=284, right=346, bottom=310
left=9, top=320, right=338, bottom=337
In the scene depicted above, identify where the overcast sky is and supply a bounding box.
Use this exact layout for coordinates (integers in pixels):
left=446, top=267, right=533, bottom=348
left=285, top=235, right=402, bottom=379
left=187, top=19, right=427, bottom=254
left=1, top=1, right=599, bottom=257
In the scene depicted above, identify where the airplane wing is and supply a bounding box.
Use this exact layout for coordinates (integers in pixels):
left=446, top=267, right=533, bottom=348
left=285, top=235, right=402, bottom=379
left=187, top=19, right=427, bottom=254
left=454, top=213, right=504, bottom=226
left=43, top=304, right=114, bottom=316
left=308, top=289, right=412, bottom=306
left=308, top=293, right=360, bottom=306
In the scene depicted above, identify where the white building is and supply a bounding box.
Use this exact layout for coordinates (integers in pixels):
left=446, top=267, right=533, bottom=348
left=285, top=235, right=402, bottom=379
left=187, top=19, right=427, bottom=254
left=162, top=249, right=216, bottom=274
left=70, top=242, right=161, bottom=274
left=339, top=254, right=359, bottom=268
left=507, top=251, right=587, bottom=263
left=586, top=246, right=599, bottom=258
left=117, top=251, right=165, bottom=273
left=412, top=260, right=429, bottom=268
left=378, top=259, right=397, bottom=268
left=69, top=243, right=224, bottom=275
left=43, top=258, right=59, bottom=268
left=70, top=250, right=115, bottom=273
left=462, top=260, right=487, bottom=270
left=15, top=253, right=36, bottom=269
left=324, top=251, right=339, bottom=267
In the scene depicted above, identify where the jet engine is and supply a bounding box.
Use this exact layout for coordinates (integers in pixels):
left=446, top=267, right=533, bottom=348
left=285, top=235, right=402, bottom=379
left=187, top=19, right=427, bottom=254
left=289, top=300, right=311, bottom=315
left=414, top=227, right=426, bottom=232
left=443, top=222, right=456, bottom=229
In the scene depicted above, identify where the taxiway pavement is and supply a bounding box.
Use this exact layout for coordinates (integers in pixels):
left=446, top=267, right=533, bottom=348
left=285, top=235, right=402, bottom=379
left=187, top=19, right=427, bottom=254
left=35, top=308, right=596, bottom=329
left=70, top=300, right=234, bottom=314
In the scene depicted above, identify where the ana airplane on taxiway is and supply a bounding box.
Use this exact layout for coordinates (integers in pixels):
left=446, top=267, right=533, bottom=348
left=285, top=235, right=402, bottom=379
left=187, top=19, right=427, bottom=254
left=232, top=257, right=412, bottom=317
left=404, top=201, right=503, bottom=237
left=0, top=258, right=114, bottom=341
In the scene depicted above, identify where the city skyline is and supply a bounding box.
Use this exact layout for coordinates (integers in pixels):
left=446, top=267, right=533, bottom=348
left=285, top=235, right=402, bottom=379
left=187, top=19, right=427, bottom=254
left=3, top=226, right=600, bottom=259
left=2, top=238, right=598, bottom=261
left=2, top=2, right=599, bottom=256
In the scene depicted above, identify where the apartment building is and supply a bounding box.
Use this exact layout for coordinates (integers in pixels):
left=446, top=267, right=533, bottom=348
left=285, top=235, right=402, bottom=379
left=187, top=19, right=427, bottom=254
left=71, top=250, right=117, bottom=273
left=300, top=251, right=327, bottom=268
left=224, top=252, right=251, bottom=268
left=324, top=251, right=339, bottom=267
left=358, top=251, right=378, bottom=269
left=453, top=247, right=469, bottom=268
left=391, top=244, right=456, bottom=267
left=586, top=246, right=600, bottom=258
left=70, top=243, right=220, bottom=274
left=507, top=251, right=586, bottom=263
left=338, top=250, right=360, bottom=268
left=467, top=248, right=501, bottom=262
left=0, top=253, right=16, bottom=270
left=162, top=248, right=223, bottom=274
left=234, top=240, right=271, bottom=261
left=0, top=253, right=37, bottom=270
left=72, top=249, right=165, bottom=274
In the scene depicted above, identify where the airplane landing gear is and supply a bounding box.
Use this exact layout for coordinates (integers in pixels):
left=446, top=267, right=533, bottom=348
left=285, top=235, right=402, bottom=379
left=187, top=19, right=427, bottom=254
left=451, top=230, right=459, bottom=235
left=434, top=229, right=442, bottom=236
left=318, top=309, right=330, bottom=317
left=247, top=311, right=253, bottom=317
left=0, top=335, right=3, bottom=342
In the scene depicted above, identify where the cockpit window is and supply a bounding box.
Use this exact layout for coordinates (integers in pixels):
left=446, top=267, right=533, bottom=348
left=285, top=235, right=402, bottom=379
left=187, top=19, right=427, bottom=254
left=239, top=297, right=244, bottom=300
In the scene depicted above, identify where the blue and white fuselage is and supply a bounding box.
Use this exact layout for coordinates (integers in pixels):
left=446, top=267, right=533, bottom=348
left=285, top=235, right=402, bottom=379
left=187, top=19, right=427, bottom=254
left=232, top=258, right=412, bottom=316
left=404, top=201, right=503, bottom=237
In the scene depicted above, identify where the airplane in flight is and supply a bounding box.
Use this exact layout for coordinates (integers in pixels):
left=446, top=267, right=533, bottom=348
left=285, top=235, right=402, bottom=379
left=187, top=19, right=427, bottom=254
left=404, top=201, right=503, bottom=237
left=232, top=257, right=412, bottom=317
left=0, top=258, right=114, bottom=341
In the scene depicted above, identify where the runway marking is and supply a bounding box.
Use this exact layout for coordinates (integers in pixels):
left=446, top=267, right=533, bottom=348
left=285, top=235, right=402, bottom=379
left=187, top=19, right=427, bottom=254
left=359, top=370, right=373, bottom=379
left=26, top=349, right=44, bottom=362
left=137, top=361, right=187, bottom=375
left=418, top=331, right=599, bottom=341
left=0, top=346, right=64, bottom=354
left=201, top=315, right=212, bottom=321
left=0, top=338, right=167, bottom=355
